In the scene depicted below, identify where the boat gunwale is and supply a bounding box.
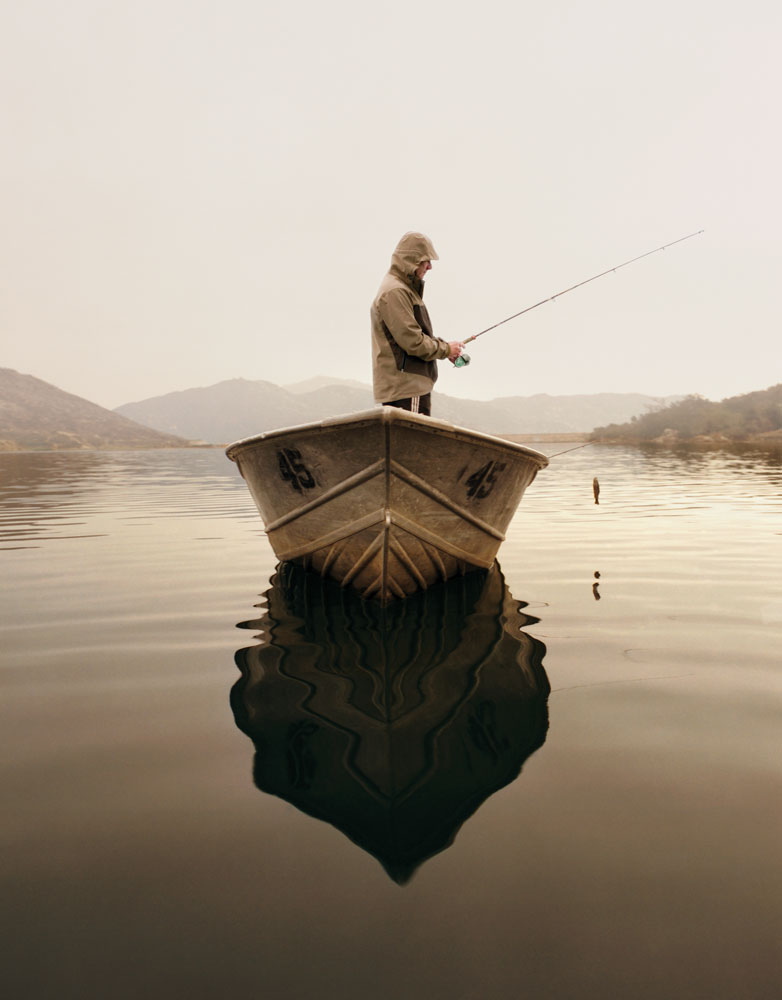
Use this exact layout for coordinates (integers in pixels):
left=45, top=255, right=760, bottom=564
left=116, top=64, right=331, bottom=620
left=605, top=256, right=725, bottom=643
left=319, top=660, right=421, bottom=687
left=225, top=407, right=549, bottom=468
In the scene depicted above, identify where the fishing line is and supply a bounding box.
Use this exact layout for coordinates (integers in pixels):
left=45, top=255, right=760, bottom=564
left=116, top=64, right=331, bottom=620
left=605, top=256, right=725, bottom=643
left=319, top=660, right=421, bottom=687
left=546, top=442, right=594, bottom=459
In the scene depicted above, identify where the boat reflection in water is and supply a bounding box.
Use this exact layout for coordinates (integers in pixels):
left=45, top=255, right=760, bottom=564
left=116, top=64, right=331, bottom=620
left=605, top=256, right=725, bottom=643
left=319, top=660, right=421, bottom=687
left=231, top=563, right=549, bottom=883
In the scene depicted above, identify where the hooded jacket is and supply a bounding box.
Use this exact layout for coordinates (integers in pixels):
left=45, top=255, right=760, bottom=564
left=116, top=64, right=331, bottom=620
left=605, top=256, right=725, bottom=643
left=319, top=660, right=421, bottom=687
left=370, top=232, right=451, bottom=403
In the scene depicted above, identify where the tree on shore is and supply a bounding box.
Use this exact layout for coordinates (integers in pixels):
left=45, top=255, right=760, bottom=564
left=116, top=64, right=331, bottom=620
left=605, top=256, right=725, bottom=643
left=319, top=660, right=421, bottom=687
left=592, top=384, right=782, bottom=442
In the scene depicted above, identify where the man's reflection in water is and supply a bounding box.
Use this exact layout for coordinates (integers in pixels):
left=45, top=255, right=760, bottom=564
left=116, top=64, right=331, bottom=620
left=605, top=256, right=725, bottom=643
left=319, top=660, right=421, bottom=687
left=231, top=562, right=549, bottom=883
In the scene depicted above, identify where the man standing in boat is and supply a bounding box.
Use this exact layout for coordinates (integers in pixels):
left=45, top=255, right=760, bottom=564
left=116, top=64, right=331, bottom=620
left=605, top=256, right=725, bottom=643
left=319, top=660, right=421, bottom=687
left=371, top=232, right=464, bottom=416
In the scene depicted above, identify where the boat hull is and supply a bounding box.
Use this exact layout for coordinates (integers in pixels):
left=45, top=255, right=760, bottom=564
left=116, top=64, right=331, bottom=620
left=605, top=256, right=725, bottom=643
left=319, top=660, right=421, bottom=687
left=226, top=407, right=547, bottom=601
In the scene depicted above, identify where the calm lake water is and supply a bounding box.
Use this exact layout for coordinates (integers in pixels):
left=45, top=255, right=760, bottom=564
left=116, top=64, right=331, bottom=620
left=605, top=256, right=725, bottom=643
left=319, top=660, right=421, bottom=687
left=2, top=443, right=781, bottom=1000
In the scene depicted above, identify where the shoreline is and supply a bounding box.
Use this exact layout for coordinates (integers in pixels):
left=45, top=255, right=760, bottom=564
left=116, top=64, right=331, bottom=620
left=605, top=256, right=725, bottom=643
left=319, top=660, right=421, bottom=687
left=589, top=433, right=782, bottom=453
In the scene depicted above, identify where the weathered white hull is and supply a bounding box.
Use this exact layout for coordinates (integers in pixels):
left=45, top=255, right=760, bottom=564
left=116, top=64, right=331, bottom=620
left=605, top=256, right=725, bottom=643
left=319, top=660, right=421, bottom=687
left=226, top=407, right=547, bottom=601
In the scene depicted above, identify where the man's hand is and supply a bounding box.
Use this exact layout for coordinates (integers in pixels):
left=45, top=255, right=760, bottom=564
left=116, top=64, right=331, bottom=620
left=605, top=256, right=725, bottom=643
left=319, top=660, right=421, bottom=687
left=447, top=341, right=464, bottom=362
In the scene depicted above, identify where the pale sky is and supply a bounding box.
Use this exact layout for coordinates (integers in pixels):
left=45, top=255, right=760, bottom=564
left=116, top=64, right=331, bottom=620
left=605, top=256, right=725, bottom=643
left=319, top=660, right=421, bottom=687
left=1, top=0, right=779, bottom=410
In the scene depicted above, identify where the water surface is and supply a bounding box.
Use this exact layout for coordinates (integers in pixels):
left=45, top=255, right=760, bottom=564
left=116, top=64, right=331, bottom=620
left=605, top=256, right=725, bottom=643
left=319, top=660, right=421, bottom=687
left=2, top=444, right=781, bottom=999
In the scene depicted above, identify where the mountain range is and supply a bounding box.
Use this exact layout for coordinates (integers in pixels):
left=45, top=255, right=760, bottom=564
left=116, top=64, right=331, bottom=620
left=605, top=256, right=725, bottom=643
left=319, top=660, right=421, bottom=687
left=1, top=367, right=682, bottom=451
left=0, top=368, right=190, bottom=451
left=115, top=377, right=681, bottom=443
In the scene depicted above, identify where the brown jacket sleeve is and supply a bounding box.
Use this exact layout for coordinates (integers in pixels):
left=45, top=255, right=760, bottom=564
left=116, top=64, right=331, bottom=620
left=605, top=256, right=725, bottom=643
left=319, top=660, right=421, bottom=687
left=376, top=287, right=450, bottom=361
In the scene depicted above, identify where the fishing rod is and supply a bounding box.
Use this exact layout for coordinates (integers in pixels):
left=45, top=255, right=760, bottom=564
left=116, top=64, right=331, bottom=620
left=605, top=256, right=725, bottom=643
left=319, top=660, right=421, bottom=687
left=453, top=229, right=704, bottom=367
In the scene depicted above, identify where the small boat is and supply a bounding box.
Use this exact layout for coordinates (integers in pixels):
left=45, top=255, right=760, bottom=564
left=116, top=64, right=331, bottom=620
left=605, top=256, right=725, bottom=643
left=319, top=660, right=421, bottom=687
left=226, top=407, right=547, bottom=602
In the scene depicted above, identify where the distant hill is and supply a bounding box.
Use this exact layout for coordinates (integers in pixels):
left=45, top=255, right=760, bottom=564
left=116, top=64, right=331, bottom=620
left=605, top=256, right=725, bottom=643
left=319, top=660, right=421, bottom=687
left=0, top=368, right=191, bottom=451
left=431, top=391, right=679, bottom=436
left=592, top=384, right=782, bottom=444
left=283, top=376, right=370, bottom=395
left=115, top=378, right=353, bottom=444
left=114, top=377, right=681, bottom=443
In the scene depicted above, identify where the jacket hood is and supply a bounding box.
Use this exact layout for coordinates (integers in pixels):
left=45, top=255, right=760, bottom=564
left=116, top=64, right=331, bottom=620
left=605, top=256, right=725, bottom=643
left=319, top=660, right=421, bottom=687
left=390, top=232, right=439, bottom=277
